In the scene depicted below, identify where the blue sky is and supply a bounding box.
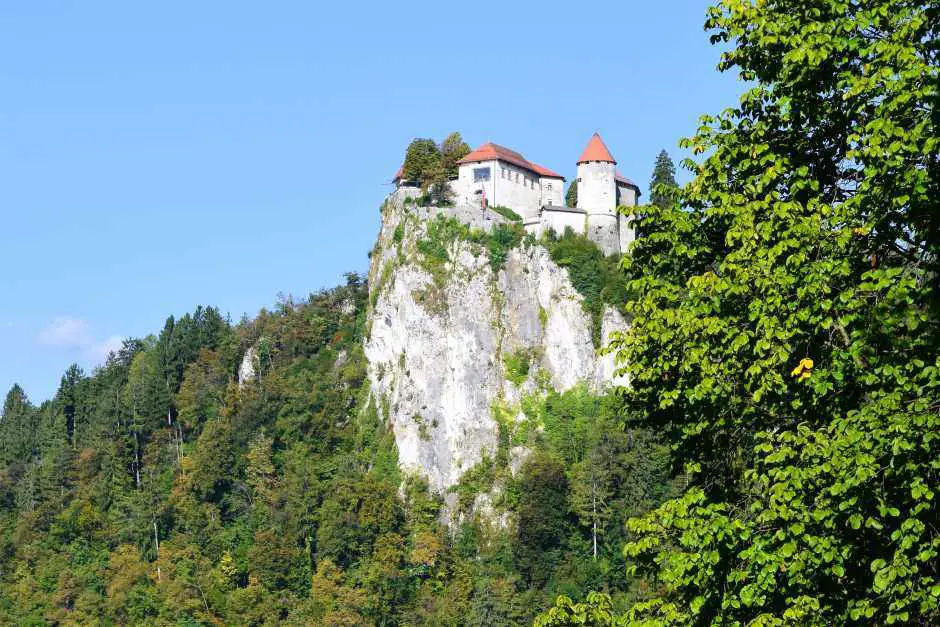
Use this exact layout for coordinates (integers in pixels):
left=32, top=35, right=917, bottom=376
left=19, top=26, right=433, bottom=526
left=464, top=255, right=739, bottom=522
left=0, top=1, right=742, bottom=402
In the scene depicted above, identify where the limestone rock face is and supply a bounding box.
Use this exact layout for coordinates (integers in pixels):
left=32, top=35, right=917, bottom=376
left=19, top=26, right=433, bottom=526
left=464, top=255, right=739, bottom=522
left=364, top=192, right=628, bottom=498
left=238, top=346, right=258, bottom=387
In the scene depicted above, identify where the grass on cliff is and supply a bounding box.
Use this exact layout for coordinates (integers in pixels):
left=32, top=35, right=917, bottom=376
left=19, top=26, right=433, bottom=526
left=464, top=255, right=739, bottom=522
left=416, top=214, right=525, bottom=279
left=489, top=205, right=522, bottom=222
left=414, top=216, right=627, bottom=345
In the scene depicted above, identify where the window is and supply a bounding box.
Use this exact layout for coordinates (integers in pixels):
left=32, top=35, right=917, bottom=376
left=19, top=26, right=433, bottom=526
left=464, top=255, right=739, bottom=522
left=473, top=167, right=491, bottom=182
left=546, top=182, right=553, bottom=191
left=515, top=172, right=520, bottom=183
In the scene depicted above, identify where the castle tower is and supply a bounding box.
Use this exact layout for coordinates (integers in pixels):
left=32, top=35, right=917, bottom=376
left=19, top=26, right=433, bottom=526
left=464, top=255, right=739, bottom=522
left=576, top=133, right=621, bottom=255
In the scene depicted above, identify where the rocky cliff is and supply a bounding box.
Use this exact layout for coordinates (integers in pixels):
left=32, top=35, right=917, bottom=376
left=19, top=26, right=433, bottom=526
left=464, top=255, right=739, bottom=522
left=364, top=193, right=628, bottom=506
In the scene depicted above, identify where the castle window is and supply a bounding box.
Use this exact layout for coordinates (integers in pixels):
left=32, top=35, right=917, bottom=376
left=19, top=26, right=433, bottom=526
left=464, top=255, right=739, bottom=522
left=515, top=172, right=520, bottom=183
left=546, top=182, right=553, bottom=191
left=473, top=167, right=491, bottom=182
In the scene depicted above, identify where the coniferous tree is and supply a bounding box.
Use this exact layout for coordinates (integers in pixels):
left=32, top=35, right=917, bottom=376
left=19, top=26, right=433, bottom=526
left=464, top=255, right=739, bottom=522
left=648, top=149, right=678, bottom=209
left=58, top=364, right=84, bottom=448
left=565, top=180, right=577, bottom=207
left=403, top=138, right=442, bottom=191
left=1, top=385, right=34, bottom=465
left=0, top=201, right=676, bottom=623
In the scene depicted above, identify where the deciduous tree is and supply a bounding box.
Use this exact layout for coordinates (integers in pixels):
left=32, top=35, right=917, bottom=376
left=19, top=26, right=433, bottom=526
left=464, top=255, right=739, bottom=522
left=602, top=0, right=940, bottom=623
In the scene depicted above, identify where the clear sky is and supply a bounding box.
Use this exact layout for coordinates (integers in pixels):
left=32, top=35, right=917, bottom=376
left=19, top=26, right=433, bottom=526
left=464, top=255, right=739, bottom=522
left=0, top=1, right=742, bottom=402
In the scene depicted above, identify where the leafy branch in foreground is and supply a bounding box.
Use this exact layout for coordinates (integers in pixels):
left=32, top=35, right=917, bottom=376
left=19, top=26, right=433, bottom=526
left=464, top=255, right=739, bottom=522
left=542, top=0, right=939, bottom=624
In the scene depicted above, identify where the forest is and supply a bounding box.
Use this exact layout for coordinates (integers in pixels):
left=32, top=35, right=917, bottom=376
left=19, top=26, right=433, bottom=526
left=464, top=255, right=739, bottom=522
left=2, top=0, right=938, bottom=624
left=0, top=272, right=678, bottom=624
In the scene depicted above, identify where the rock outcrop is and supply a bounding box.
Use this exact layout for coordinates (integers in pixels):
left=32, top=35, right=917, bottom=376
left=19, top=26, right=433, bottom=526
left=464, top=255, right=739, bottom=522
left=364, top=192, right=628, bottom=502
left=238, top=345, right=258, bottom=387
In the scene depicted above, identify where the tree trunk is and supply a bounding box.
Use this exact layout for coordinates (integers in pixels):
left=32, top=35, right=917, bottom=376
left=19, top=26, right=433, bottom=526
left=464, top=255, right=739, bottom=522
left=592, top=476, right=598, bottom=560
left=133, top=431, right=141, bottom=488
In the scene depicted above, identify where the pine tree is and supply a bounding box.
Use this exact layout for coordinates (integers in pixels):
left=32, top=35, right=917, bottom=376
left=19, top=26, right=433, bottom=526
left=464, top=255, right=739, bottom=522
left=1, top=385, right=34, bottom=465
left=648, top=149, right=677, bottom=209
left=565, top=181, right=577, bottom=207
left=402, top=138, right=442, bottom=191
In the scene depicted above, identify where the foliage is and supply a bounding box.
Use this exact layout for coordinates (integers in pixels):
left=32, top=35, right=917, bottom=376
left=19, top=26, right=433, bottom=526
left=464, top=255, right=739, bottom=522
left=558, top=0, right=940, bottom=624
left=542, top=227, right=629, bottom=346
left=648, top=149, right=678, bottom=210
left=536, top=592, right=622, bottom=627
left=439, top=131, right=471, bottom=179
left=489, top=204, right=522, bottom=222
left=402, top=138, right=440, bottom=190
left=565, top=180, right=578, bottom=208
left=503, top=349, right=532, bottom=386
left=403, top=132, right=469, bottom=205
left=0, top=257, right=674, bottom=623
left=515, top=452, right=569, bottom=585
left=415, top=214, right=525, bottom=284
left=415, top=213, right=473, bottom=285
left=486, top=222, right=525, bottom=272
left=451, top=454, right=497, bottom=513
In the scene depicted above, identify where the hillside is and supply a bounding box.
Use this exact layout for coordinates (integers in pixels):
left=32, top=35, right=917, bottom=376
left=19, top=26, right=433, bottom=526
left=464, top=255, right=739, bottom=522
left=0, top=195, right=675, bottom=624
left=4, top=0, right=937, bottom=623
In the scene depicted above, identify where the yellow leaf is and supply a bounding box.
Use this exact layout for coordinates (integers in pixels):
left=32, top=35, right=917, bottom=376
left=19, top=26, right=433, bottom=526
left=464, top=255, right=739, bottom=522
left=792, top=358, right=813, bottom=378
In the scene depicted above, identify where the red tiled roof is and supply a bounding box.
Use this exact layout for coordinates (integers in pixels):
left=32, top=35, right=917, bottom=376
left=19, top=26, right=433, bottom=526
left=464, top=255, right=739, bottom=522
left=457, top=142, right=564, bottom=179
left=577, top=133, right=616, bottom=164
left=393, top=164, right=404, bottom=181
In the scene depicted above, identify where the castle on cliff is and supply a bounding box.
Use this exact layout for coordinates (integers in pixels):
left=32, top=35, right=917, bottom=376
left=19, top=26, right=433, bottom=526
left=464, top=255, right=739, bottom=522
left=393, top=133, right=640, bottom=256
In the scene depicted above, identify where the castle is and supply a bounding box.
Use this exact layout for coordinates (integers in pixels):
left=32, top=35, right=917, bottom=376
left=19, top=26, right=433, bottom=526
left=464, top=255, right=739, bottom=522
left=393, top=133, right=640, bottom=256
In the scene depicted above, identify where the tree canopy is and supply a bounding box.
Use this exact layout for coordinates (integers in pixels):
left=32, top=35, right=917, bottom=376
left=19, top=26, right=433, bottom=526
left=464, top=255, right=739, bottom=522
left=541, top=0, right=939, bottom=623
left=402, top=132, right=470, bottom=204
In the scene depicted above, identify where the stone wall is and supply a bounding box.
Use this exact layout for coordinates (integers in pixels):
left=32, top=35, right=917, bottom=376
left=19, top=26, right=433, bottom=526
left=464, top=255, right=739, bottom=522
left=535, top=207, right=587, bottom=238
left=587, top=212, right=621, bottom=256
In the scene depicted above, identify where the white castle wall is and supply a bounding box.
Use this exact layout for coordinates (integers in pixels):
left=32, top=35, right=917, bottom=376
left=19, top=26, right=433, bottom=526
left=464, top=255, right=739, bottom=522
left=616, top=183, right=638, bottom=253
left=577, top=161, right=617, bottom=215
left=447, top=143, right=637, bottom=256
left=616, top=183, right=638, bottom=208
left=542, top=207, right=587, bottom=237
left=455, top=160, right=543, bottom=219
left=539, top=177, right=564, bottom=207
left=618, top=213, right=635, bottom=253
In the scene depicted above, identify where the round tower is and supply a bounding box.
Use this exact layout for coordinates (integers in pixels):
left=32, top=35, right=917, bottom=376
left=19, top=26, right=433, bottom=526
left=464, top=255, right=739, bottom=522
left=576, top=133, right=620, bottom=255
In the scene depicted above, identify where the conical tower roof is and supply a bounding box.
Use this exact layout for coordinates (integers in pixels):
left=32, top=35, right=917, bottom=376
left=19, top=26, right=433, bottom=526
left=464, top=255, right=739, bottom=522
left=577, top=132, right=616, bottom=165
